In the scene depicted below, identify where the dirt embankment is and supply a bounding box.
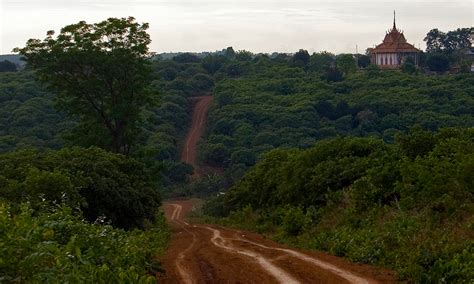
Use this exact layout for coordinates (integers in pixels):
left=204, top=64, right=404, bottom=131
left=158, top=200, right=396, bottom=284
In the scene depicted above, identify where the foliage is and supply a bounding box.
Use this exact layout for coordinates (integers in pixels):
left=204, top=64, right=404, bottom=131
left=169, top=174, right=227, bottom=199
left=205, top=128, right=474, bottom=282
left=336, top=54, right=357, bottom=75
left=292, top=49, right=310, bottom=67
left=0, top=60, right=17, bottom=72
left=0, top=71, right=71, bottom=152
left=426, top=53, right=450, bottom=72
left=424, top=28, right=473, bottom=54
left=0, top=147, right=161, bottom=229
left=201, top=61, right=474, bottom=182
left=0, top=202, right=169, bottom=283
left=401, top=60, right=417, bottom=74
left=308, top=51, right=335, bottom=73
left=173, top=53, right=200, bottom=63
left=423, top=27, right=473, bottom=71
left=357, top=55, right=371, bottom=68
left=15, top=17, right=153, bottom=154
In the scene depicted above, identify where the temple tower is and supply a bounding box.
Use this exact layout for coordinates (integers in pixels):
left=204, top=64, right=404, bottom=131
left=371, top=11, right=420, bottom=68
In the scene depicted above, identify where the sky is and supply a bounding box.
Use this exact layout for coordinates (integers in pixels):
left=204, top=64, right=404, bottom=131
left=0, top=0, right=472, bottom=54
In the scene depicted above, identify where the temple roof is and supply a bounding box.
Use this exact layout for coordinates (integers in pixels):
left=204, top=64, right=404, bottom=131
left=372, top=11, right=420, bottom=53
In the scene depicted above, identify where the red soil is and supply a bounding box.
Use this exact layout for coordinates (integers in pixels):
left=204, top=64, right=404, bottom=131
left=180, top=96, right=223, bottom=178
left=158, top=200, right=397, bottom=284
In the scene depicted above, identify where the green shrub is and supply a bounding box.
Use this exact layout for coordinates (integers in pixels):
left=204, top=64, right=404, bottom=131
left=0, top=202, right=169, bottom=283
left=0, top=147, right=161, bottom=229
left=205, top=129, right=474, bottom=282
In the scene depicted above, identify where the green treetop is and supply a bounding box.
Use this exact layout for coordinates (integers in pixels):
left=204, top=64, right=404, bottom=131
left=15, top=17, right=153, bottom=155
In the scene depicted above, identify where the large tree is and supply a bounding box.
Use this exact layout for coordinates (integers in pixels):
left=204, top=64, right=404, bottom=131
left=336, top=54, right=357, bottom=75
left=292, top=49, right=311, bottom=67
left=424, top=27, right=472, bottom=53
left=15, top=17, right=153, bottom=154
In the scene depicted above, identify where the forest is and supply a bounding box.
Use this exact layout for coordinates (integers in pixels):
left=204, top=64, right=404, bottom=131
left=198, top=52, right=474, bottom=184
left=0, top=18, right=472, bottom=282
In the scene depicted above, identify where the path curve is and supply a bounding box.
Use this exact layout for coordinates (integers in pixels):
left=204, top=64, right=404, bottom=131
left=158, top=200, right=396, bottom=283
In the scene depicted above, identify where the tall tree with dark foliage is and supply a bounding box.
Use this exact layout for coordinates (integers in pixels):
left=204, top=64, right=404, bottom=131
left=16, top=17, right=153, bottom=155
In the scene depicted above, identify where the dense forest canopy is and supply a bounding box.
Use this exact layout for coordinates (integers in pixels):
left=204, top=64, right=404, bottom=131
left=0, top=71, right=70, bottom=151
left=200, top=61, right=473, bottom=182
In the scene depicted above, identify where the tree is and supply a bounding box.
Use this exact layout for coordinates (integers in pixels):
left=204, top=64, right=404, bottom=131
left=401, top=57, right=417, bottom=74
left=426, top=53, right=450, bottom=72
left=235, top=50, right=253, bottom=61
left=0, top=60, right=17, bottom=72
left=336, top=54, right=357, bottom=75
left=173, top=53, right=200, bottom=63
left=424, top=29, right=446, bottom=53
left=292, top=49, right=311, bottom=67
left=224, top=47, right=236, bottom=59
left=308, top=51, right=335, bottom=73
left=444, top=28, right=472, bottom=52
left=424, top=27, right=472, bottom=54
left=357, top=54, right=371, bottom=68
left=0, top=147, right=161, bottom=229
left=365, top=64, right=380, bottom=77
left=15, top=17, right=153, bottom=155
left=202, top=55, right=226, bottom=74
left=322, top=66, right=344, bottom=82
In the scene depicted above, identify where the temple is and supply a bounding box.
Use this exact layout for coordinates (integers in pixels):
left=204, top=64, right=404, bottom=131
left=371, top=11, right=420, bottom=68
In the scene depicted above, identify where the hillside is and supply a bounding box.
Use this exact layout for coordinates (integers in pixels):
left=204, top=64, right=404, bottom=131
left=1, top=49, right=473, bottom=282
left=0, top=54, right=25, bottom=68
left=205, top=128, right=474, bottom=282
left=199, top=60, right=474, bottom=183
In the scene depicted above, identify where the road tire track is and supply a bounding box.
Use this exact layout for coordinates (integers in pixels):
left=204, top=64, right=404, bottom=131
left=169, top=204, right=198, bottom=284
left=230, top=236, right=369, bottom=284
left=202, top=225, right=300, bottom=284
left=159, top=201, right=395, bottom=283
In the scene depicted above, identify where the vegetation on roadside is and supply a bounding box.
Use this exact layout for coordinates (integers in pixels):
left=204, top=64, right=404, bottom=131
left=0, top=202, right=169, bottom=283
left=0, top=18, right=174, bottom=282
left=204, top=128, right=474, bottom=282
left=0, top=146, right=170, bottom=282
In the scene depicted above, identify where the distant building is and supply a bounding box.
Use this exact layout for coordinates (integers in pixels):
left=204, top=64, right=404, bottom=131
left=371, top=12, right=420, bottom=68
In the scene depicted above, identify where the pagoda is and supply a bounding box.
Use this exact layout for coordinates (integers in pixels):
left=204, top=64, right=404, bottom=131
left=371, top=11, right=420, bottom=68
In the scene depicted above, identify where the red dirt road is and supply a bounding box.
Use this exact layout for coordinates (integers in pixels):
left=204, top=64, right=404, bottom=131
left=158, top=200, right=396, bottom=284
left=180, top=96, right=222, bottom=178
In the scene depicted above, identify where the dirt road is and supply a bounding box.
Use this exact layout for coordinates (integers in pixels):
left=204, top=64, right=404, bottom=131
left=181, top=96, right=222, bottom=178
left=158, top=200, right=395, bottom=283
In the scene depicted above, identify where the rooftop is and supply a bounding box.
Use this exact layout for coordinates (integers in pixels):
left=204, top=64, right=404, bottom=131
left=372, top=11, right=420, bottom=54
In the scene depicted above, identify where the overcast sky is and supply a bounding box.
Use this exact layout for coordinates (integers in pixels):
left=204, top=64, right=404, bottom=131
left=0, top=0, right=472, bottom=54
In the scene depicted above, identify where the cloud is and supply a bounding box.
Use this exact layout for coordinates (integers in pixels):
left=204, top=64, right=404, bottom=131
left=1, top=0, right=471, bottom=54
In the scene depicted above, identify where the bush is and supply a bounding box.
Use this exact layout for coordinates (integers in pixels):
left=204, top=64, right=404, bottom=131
left=205, top=128, right=474, bottom=282
left=280, top=206, right=310, bottom=236
left=0, top=202, right=169, bottom=283
left=426, top=53, right=450, bottom=72
left=0, top=147, right=161, bottom=229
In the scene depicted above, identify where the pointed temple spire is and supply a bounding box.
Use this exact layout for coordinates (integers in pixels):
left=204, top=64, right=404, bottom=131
left=372, top=10, right=420, bottom=68
left=393, top=10, right=396, bottom=31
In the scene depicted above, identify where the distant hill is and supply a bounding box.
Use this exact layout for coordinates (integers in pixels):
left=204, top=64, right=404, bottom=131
left=0, top=54, right=26, bottom=69
left=153, top=49, right=229, bottom=60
